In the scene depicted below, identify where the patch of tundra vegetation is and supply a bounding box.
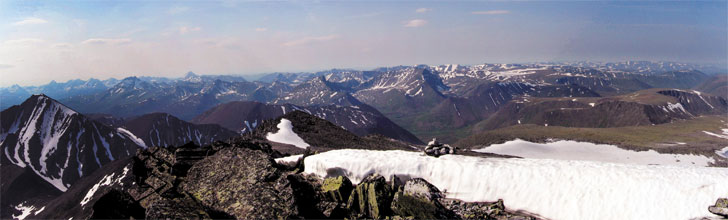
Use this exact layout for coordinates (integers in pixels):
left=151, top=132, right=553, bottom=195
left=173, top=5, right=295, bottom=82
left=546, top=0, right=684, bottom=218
left=456, top=115, right=728, bottom=165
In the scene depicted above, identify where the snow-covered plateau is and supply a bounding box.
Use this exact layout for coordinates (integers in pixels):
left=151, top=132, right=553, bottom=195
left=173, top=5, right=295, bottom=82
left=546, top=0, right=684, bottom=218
left=303, top=149, right=728, bottom=220
left=474, top=139, right=715, bottom=167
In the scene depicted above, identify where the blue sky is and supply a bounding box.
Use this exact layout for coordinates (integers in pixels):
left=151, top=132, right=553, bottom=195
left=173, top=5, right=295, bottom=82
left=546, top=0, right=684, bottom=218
left=0, top=1, right=726, bottom=86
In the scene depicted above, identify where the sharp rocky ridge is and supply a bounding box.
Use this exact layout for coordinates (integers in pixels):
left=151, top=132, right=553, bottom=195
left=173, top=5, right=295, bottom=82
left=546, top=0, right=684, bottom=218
left=1, top=94, right=144, bottom=192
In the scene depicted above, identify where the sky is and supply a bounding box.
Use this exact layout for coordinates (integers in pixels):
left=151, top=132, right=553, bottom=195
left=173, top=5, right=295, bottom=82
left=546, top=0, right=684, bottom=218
left=0, top=0, right=726, bottom=87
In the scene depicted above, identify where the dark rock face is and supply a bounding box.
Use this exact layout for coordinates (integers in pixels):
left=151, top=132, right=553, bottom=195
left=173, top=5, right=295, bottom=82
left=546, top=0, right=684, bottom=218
left=248, top=111, right=417, bottom=154
left=709, top=198, right=728, bottom=217
left=191, top=100, right=423, bottom=145
left=473, top=89, right=728, bottom=132
left=90, top=189, right=145, bottom=219
left=1, top=95, right=142, bottom=189
left=122, top=112, right=238, bottom=147
left=656, top=89, right=728, bottom=115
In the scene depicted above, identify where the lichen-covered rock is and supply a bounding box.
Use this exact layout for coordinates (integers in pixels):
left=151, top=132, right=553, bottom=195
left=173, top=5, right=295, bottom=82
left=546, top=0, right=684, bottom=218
left=286, top=174, right=331, bottom=218
left=322, top=176, right=354, bottom=202
left=181, top=147, right=296, bottom=219
left=346, top=173, right=393, bottom=219
left=440, top=198, right=536, bottom=220
left=391, top=178, right=456, bottom=219
left=390, top=175, right=406, bottom=192
left=709, top=198, right=728, bottom=217
left=402, top=178, right=443, bottom=201
left=144, top=195, right=214, bottom=219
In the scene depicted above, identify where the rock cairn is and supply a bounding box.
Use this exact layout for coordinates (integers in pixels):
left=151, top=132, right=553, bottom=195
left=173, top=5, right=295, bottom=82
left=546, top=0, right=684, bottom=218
left=425, top=138, right=455, bottom=157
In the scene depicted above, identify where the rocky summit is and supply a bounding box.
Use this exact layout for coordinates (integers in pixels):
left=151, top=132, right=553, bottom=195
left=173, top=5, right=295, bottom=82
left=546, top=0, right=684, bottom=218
left=21, top=138, right=536, bottom=220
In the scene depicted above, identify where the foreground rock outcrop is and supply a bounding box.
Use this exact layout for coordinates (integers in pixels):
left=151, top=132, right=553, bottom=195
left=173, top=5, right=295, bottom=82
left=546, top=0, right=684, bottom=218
left=26, top=138, right=535, bottom=219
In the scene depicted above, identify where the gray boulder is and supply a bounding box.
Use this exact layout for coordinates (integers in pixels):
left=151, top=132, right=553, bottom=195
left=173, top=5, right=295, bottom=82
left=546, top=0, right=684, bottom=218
left=709, top=198, right=728, bottom=217
left=391, top=178, right=457, bottom=219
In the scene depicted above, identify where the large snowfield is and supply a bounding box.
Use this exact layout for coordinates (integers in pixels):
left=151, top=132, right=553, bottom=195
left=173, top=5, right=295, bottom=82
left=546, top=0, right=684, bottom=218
left=303, top=149, right=728, bottom=220
left=474, top=139, right=715, bottom=167
left=265, top=119, right=310, bottom=148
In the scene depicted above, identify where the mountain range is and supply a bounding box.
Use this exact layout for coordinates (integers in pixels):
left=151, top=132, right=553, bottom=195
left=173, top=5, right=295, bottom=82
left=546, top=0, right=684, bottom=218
left=2, top=61, right=725, bottom=143
left=1, top=61, right=727, bottom=219
left=192, top=101, right=423, bottom=144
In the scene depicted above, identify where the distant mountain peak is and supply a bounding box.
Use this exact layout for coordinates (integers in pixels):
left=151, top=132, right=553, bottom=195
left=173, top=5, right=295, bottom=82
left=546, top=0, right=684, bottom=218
left=29, top=93, right=53, bottom=101
left=1, top=95, right=142, bottom=192
left=185, top=71, right=198, bottom=78
left=183, top=71, right=203, bottom=82
left=120, top=76, right=139, bottom=82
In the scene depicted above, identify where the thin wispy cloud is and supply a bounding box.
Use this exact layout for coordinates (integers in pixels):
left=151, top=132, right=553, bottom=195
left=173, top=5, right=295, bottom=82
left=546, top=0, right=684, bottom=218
left=0, top=1, right=724, bottom=87
left=53, top=43, right=72, bottom=48
left=82, top=38, right=131, bottom=45
left=415, top=8, right=432, bottom=13
left=347, top=12, right=382, bottom=19
left=167, top=6, right=189, bottom=15
left=471, top=10, right=510, bottom=15
left=12, top=17, right=48, bottom=26
left=282, top=35, right=340, bottom=47
left=4, top=38, right=45, bottom=45
left=179, top=26, right=201, bottom=34
left=404, top=19, right=427, bottom=27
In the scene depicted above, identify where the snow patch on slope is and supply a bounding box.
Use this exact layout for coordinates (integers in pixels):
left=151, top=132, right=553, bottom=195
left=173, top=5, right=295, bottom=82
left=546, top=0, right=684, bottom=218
left=80, top=166, right=130, bottom=206
left=304, top=149, right=728, bottom=220
left=717, top=147, right=728, bottom=159
left=275, top=154, right=303, bottom=163
left=266, top=119, right=309, bottom=148
left=474, top=139, right=714, bottom=167
left=703, top=129, right=728, bottom=140
left=12, top=203, right=41, bottom=220
left=663, top=102, right=688, bottom=113
left=117, top=127, right=147, bottom=148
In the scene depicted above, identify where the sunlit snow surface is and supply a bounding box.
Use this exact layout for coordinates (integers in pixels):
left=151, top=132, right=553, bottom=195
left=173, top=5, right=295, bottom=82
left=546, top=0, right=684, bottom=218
left=266, top=119, right=309, bottom=148
left=304, top=149, right=728, bottom=220
left=474, top=139, right=714, bottom=167
left=80, top=166, right=130, bottom=206
left=116, top=127, right=148, bottom=148
left=275, top=154, right=303, bottom=163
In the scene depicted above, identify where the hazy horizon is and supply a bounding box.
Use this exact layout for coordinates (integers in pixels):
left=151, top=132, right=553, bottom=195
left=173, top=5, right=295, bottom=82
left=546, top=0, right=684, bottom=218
left=1, top=1, right=726, bottom=87
left=2, top=59, right=726, bottom=88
